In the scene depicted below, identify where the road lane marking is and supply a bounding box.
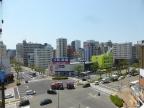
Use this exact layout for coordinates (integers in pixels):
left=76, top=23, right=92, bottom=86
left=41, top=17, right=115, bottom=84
left=17, top=87, right=20, bottom=99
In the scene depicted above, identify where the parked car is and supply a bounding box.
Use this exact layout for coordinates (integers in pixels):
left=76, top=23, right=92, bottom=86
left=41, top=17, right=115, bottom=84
left=82, top=78, right=87, bottom=81
left=82, top=83, right=90, bottom=88
left=47, top=89, right=57, bottom=94
left=127, top=74, right=131, bottom=77
left=40, top=99, right=52, bottom=106
left=118, top=76, right=125, bottom=80
left=26, top=90, right=36, bottom=95
left=93, top=81, right=99, bottom=85
left=5, top=94, right=14, bottom=99
left=25, top=80, right=28, bottom=83
left=19, top=99, right=30, bottom=107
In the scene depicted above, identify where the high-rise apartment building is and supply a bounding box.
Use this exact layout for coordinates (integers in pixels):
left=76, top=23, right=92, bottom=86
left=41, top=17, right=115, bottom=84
left=16, top=40, right=42, bottom=66
left=71, top=40, right=81, bottom=52
left=56, top=38, right=67, bottom=58
left=83, top=40, right=99, bottom=61
left=34, top=43, right=53, bottom=67
left=112, top=42, right=132, bottom=63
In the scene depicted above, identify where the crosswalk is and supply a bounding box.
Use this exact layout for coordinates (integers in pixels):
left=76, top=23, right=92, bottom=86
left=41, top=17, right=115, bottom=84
left=27, top=78, right=48, bottom=83
left=18, top=86, right=33, bottom=99
left=90, top=84, right=117, bottom=95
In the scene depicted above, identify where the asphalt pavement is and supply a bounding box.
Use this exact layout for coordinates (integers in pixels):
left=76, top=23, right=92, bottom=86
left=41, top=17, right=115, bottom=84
left=16, top=87, right=116, bottom=108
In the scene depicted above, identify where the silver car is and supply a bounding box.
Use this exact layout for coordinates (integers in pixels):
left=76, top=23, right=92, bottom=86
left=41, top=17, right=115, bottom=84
left=5, top=94, right=14, bottom=99
left=26, top=90, right=36, bottom=95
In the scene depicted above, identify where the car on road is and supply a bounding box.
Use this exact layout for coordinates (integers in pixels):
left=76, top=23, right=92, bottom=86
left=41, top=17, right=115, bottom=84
left=19, top=99, right=30, bottom=107
left=127, top=74, right=131, bottom=77
left=47, top=89, right=57, bottom=94
left=26, top=90, right=36, bottom=95
left=118, top=76, right=125, bottom=80
left=5, top=94, right=14, bottom=99
left=82, top=83, right=90, bottom=88
left=25, top=80, right=28, bottom=83
left=40, top=99, right=52, bottom=106
left=82, top=78, right=87, bottom=81
left=93, top=81, right=99, bottom=85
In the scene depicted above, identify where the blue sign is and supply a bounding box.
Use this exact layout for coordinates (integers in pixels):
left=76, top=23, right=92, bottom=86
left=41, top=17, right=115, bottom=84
left=0, top=70, right=5, bottom=82
left=62, top=65, right=65, bottom=68
left=52, top=58, right=70, bottom=62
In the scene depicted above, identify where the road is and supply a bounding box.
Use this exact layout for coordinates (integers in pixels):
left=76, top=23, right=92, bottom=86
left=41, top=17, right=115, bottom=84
left=16, top=87, right=116, bottom=108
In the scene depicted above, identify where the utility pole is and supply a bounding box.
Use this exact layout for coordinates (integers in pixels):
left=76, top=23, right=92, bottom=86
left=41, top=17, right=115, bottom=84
left=58, top=92, right=59, bottom=108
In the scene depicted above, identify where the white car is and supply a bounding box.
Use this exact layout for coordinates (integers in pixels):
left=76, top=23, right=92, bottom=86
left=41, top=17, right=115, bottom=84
left=93, top=81, right=99, bottom=85
left=118, top=76, right=125, bottom=80
left=26, top=90, right=36, bottom=95
left=5, top=94, right=14, bottom=99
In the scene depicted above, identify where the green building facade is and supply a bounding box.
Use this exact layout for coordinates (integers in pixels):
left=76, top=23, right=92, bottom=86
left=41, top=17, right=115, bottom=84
left=91, top=53, right=113, bottom=69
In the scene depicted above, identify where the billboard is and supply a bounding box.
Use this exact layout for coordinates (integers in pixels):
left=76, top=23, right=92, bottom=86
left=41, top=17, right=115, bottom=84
left=52, top=58, right=70, bottom=64
left=48, top=65, right=55, bottom=75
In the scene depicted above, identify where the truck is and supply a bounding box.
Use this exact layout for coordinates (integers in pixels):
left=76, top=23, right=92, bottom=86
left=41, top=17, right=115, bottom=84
left=51, top=82, right=64, bottom=90
left=101, top=77, right=110, bottom=83
left=110, top=75, right=118, bottom=82
left=67, top=81, right=75, bottom=89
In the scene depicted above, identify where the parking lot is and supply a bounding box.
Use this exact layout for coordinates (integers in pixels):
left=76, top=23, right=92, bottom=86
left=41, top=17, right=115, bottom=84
left=16, top=87, right=116, bottom=108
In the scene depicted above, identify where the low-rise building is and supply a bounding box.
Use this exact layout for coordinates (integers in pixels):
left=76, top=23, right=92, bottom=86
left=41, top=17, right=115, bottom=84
left=91, top=53, right=113, bottom=68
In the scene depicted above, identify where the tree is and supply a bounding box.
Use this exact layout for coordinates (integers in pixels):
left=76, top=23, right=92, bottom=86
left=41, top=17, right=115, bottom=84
left=74, top=65, right=83, bottom=77
left=40, top=66, right=46, bottom=76
left=14, top=61, right=22, bottom=82
left=90, top=62, right=99, bottom=73
left=29, top=64, right=35, bottom=72
left=107, top=68, right=111, bottom=77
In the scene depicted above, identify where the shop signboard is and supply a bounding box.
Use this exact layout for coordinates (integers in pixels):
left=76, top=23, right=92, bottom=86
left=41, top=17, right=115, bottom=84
left=52, top=58, right=70, bottom=64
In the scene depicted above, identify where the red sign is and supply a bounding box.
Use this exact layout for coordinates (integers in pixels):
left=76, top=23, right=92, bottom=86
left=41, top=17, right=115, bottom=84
left=52, top=62, right=70, bottom=64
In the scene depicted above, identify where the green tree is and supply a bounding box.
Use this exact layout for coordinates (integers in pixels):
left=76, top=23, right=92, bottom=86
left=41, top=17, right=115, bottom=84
left=74, top=65, right=83, bottom=77
left=90, top=62, right=99, bottom=73
left=14, top=61, right=22, bottom=82
left=40, top=66, right=46, bottom=76
left=29, top=64, right=35, bottom=71
left=107, top=68, right=112, bottom=77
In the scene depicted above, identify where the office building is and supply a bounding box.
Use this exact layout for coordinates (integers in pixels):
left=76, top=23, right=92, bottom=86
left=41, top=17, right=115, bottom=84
left=71, top=40, right=81, bottom=52
left=16, top=40, right=42, bottom=66
left=67, top=45, right=74, bottom=59
left=132, top=44, right=139, bottom=63
left=7, top=49, right=16, bottom=60
left=83, top=40, right=99, bottom=62
left=56, top=38, right=67, bottom=58
left=91, top=53, right=113, bottom=68
left=112, top=42, right=132, bottom=64
left=34, top=43, right=53, bottom=67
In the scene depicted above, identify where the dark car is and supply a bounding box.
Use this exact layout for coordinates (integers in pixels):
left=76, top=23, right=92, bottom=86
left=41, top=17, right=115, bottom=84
left=82, top=78, right=87, bottom=81
left=25, top=80, right=28, bottom=83
left=19, top=99, right=30, bottom=107
left=40, top=99, right=52, bottom=106
left=47, top=89, right=57, bottom=94
left=82, top=83, right=90, bottom=88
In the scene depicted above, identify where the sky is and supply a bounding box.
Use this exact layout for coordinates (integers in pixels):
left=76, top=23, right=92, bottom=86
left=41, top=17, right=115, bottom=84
left=0, top=0, right=144, bottom=49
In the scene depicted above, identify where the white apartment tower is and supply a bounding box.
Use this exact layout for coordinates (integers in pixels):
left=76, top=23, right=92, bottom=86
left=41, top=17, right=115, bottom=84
left=34, top=43, right=53, bottom=67
left=112, top=42, right=132, bottom=62
left=56, top=38, right=67, bottom=58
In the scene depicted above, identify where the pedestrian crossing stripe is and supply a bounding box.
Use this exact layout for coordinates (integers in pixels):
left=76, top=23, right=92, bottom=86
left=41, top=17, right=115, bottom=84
left=22, top=95, right=33, bottom=99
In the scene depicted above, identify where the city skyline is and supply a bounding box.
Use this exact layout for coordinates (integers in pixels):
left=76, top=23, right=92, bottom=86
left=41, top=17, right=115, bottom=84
left=1, top=0, right=144, bottom=49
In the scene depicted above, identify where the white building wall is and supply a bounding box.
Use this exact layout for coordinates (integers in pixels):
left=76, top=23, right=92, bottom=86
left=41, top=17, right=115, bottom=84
left=75, top=40, right=81, bottom=53
left=112, top=42, right=132, bottom=61
left=56, top=38, right=67, bottom=58
left=34, top=47, right=53, bottom=67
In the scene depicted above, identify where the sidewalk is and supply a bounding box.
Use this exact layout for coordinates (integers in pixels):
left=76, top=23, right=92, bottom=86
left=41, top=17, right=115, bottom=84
left=116, top=88, right=137, bottom=108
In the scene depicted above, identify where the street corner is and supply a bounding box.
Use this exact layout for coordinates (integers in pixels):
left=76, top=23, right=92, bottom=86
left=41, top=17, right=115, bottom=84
left=111, top=92, right=118, bottom=96
left=5, top=99, right=20, bottom=106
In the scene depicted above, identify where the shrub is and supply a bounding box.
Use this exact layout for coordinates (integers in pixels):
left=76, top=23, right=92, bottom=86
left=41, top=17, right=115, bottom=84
left=16, top=82, right=21, bottom=86
left=52, top=76, right=68, bottom=80
left=19, top=98, right=24, bottom=102
left=123, top=72, right=128, bottom=76
left=97, top=77, right=103, bottom=82
left=110, top=95, right=123, bottom=108
left=0, top=86, right=7, bottom=90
